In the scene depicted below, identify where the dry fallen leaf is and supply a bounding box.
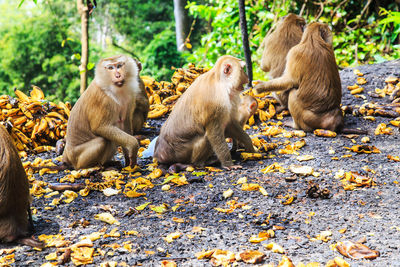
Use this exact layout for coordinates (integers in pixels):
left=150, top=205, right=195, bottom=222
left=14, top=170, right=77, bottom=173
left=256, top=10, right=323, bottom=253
left=237, top=250, right=266, bottom=264
left=345, top=145, right=381, bottom=154
left=314, top=129, right=337, bottom=137
left=164, top=232, right=182, bottom=243
left=94, top=212, right=120, bottom=225
left=277, top=255, right=294, bottom=267
left=263, top=242, right=285, bottom=253
left=336, top=240, right=380, bottom=259
left=289, top=165, right=314, bottom=176
left=161, top=260, right=177, bottom=267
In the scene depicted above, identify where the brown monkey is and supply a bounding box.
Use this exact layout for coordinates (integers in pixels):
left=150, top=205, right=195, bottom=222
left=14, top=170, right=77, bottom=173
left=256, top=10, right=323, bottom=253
left=0, top=125, right=43, bottom=248
left=154, top=55, right=255, bottom=171
left=260, top=13, right=305, bottom=110
left=131, top=59, right=149, bottom=134
left=63, top=55, right=139, bottom=169
left=254, top=22, right=344, bottom=132
left=229, top=94, right=258, bottom=152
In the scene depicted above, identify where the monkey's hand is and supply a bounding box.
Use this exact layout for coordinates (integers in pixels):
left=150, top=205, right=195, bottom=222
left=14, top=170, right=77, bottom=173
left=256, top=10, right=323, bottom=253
left=223, top=164, right=242, bottom=170
left=253, top=81, right=268, bottom=94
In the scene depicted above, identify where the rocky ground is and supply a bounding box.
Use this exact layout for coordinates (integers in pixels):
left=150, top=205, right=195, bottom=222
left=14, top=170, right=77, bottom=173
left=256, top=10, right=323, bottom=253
left=1, top=59, right=400, bottom=266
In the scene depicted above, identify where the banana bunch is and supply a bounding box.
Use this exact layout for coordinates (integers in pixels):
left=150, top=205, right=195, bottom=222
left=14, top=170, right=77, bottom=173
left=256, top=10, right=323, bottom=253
left=142, top=63, right=209, bottom=119
left=0, top=86, right=70, bottom=155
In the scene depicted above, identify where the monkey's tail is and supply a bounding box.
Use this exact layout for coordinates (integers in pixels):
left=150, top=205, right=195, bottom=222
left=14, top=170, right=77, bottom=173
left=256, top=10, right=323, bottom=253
left=30, top=163, right=69, bottom=172
left=340, top=128, right=368, bottom=135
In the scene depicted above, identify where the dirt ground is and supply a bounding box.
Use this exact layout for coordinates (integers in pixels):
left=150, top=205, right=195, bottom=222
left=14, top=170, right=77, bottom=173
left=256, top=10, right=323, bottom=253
left=1, top=59, right=400, bottom=266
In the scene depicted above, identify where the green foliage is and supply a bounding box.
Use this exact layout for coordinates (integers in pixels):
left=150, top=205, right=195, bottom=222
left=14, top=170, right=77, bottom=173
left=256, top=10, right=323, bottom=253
left=142, top=29, right=184, bottom=81
left=0, top=1, right=84, bottom=102
left=185, top=0, right=400, bottom=79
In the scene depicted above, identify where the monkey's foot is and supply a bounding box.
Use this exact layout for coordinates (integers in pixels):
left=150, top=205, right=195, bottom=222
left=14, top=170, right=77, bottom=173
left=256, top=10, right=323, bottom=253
left=223, top=165, right=242, bottom=171
left=283, top=120, right=296, bottom=129
left=17, top=236, right=44, bottom=248
left=133, top=135, right=147, bottom=141
left=168, top=163, right=191, bottom=174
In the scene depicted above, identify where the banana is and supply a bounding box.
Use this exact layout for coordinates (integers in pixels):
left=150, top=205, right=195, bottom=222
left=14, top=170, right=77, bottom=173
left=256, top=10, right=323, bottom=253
left=14, top=88, right=31, bottom=102
left=57, top=101, right=70, bottom=117
left=47, top=111, right=66, bottom=121
left=31, top=123, right=40, bottom=139
left=11, top=127, right=32, bottom=145
left=37, top=118, right=48, bottom=134
left=2, top=108, right=20, bottom=117
left=12, top=116, right=27, bottom=126
left=30, top=85, right=45, bottom=101
left=33, top=146, right=55, bottom=153
left=25, top=120, right=35, bottom=129
left=18, top=103, right=34, bottom=119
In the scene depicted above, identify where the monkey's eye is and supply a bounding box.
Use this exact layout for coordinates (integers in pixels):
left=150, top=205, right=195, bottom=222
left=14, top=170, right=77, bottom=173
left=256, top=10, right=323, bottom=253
left=106, top=65, right=114, bottom=70
left=116, top=64, right=123, bottom=69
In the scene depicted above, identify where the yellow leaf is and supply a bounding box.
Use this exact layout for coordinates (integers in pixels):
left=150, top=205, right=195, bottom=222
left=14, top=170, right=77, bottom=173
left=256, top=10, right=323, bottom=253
left=135, top=202, right=151, bottom=211
left=94, top=212, right=120, bottom=225
left=164, top=232, right=182, bottom=243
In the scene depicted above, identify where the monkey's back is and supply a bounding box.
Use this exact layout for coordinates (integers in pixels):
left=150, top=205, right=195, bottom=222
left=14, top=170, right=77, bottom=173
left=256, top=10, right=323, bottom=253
left=155, top=72, right=229, bottom=164
left=288, top=40, right=342, bottom=114
left=0, top=125, right=30, bottom=240
left=262, top=18, right=303, bottom=78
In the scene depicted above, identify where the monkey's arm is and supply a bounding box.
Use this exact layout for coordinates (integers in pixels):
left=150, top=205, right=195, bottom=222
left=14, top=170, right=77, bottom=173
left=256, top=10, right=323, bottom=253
left=253, top=75, right=297, bottom=94
left=94, top=124, right=139, bottom=166
left=225, top=120, right=255, bottom=153
left=205, top=121, right=233, bottom=168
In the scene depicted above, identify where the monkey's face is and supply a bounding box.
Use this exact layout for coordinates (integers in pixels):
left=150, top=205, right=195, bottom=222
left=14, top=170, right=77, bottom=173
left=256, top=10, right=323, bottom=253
left=105, top=61, right=126, bottom=87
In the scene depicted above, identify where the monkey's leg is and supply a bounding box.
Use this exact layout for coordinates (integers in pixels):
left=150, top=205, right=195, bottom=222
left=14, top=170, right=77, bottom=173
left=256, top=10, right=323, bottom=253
left=95, top=125, right=139, bottom=167
left=225, top=121, right=255, bottom=153
left=168, top=163, right=192, bottom=174
left=73, top=137, right=112, bottom=169
left=191, top=137, right=213, bottom=167
left=27, top=206, right=34, bottom=233
left=273, top=88, right=293, bottom=112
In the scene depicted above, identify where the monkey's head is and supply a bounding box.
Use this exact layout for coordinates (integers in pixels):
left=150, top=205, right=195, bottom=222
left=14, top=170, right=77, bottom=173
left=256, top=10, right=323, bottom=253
left=302, top=22, right=333, bottom=45
left=215, top=55, right=249, bottom=93
left=281, top=13, right=306, bottom=32
left=240, top=95, right=258, bottom=116
left=95, top=55, right=141, bottom=87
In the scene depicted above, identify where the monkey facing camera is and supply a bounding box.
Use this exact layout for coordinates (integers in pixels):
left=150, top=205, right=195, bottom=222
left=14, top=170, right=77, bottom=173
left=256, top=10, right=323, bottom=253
left=62, top=55, right=144, bottom=169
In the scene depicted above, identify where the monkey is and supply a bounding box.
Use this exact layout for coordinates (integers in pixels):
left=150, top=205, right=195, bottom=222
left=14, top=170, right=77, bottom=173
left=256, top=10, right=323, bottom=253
left=154, top=55, right=255, bottom=172
left=260, top=13, right=306, bottom=111
left=254, top=22, right=367, bottom=134
left=228, top=94, right=258, bottom=153
left=131, top=59, right=150, bottom=134
left=0, top=124, right=43, bottom=248
left=62, top=55, right=140, bottom=169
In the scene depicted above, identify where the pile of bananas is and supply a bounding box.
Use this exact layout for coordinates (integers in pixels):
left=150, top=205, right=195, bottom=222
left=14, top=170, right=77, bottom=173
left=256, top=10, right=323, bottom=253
left=142, top=63, right=209, bottom=119
left=0, top=86, right=70, bottom=155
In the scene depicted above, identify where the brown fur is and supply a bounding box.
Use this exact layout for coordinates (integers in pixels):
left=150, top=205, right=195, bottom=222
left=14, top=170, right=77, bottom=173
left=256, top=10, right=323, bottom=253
left=228, top=95, right=258, bottom=152
left=260, top=13, right=306, bottom=109
left=63, top=55, right=139, bottom=169
left=254, top=22, right=343, bottom=132
left=0, top=125, right=43, bottom=247
left=154, top=55, right=255, bottom=169
left=132, top=74, right=150, bottom=134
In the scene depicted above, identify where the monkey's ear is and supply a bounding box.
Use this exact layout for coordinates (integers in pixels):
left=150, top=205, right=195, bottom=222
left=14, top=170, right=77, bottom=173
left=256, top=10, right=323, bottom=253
left=224, top=64, right=232, bottom=75
left=320, top=26, right=333, bottom=45
left=137, top=61, right=142, bottom=72
left=249, top=101, right=257, bottom=111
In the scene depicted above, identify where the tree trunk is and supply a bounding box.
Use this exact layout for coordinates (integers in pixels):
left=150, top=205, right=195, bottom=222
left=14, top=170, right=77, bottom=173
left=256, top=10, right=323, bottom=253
left=77, top=0, right=89, bottom=94
left=173, top=0, right=189, bottom=51
left=238, top=0, right=253, bottom=88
